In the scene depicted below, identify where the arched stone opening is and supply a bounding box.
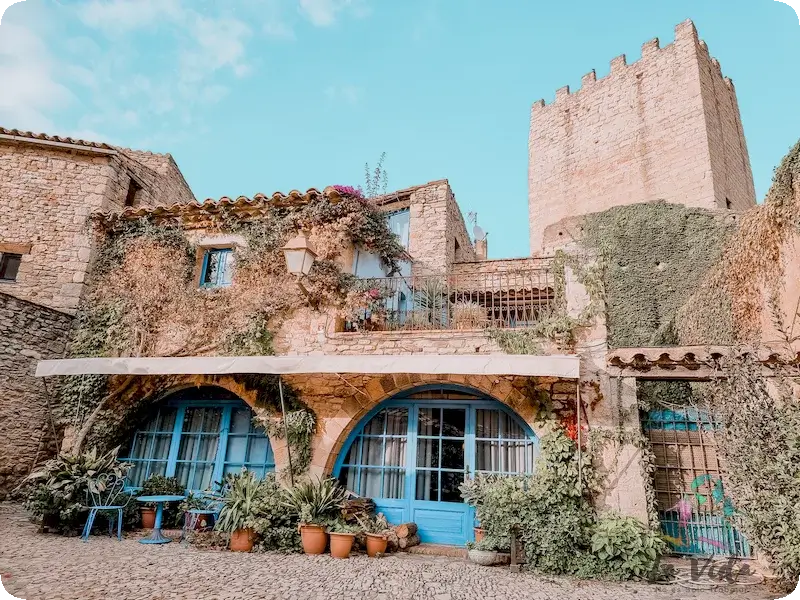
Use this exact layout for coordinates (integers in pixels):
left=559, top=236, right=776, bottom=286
left=322, top=382, right=542, bottom=545
left=114, top=384, right=279, bottom=491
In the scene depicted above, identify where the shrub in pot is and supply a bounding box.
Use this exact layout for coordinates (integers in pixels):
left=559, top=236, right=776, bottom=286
left=458, top=473, right=499, bottom=544
left=139, top=474, right=185, bottom=528
left=466, top=538, right=510, bottom=566
left=247, top=474, right=302, bottom=553
left=179, top=493, right=213, bottom=531
left=356, top=512, right=389, bottom=557
left=282, top=478, right=346, bottom=555
left=22, top=446, right=132, bottom=535
left=328, top=519, right=360, bottom=559
left=214, top=470, right=266, bottom=552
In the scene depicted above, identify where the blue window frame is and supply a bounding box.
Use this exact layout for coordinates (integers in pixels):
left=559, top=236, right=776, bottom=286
left=334, top=385, right=538, bottom=545
left=200, top=248, right=234, bottom=288
left=121, top=391, right=274, bottom=492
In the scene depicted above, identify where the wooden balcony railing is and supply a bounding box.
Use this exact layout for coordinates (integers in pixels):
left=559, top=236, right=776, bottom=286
left=344, top=269, right=556, bottom=332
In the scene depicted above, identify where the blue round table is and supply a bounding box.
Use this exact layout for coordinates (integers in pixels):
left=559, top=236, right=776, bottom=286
left=136, top=495, right=186, bottom=544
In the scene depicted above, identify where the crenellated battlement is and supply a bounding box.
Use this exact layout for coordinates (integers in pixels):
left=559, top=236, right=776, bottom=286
left=528, top=18, right=756, bottom=252
left=530, top=19, right=734, bottom=113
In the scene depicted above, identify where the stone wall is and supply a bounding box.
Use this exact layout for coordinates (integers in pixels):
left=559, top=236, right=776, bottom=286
left=273, top=307, right=506, bottom=355
left=408, top=180, right=476, bottom=275
left=0, top=292, right=73, bottom=498
left=0, top=140, right=194, bottom=314
left=528, top=20, right=756, bottom=253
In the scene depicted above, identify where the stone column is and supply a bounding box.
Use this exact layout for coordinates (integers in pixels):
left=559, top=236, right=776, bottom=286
left=595, top=375, right=650, bottom=524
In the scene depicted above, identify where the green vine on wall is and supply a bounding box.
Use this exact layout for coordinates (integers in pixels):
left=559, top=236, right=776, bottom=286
left=581, top=201, right=733, bottom=349
left=488, top=249, right=604, bottom=354
left=58, top=190, right=407, bottom=477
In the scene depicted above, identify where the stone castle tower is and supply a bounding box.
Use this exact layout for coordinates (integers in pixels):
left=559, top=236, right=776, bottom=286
left=528, top=19, right=756, bottom=252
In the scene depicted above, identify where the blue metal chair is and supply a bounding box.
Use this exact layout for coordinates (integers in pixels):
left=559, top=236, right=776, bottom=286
left=181, top=492, right=225, bottom=541
left=81, top=473, right=129, bottom=542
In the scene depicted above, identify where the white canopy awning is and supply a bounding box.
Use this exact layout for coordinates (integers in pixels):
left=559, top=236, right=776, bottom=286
left=35, top=354, right=579, bottom=379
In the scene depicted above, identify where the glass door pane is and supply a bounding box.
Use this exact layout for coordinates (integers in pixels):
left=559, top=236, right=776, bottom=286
left=415, top=407, right=467, bottom=502
left=338, top=407, right=410, bottom=500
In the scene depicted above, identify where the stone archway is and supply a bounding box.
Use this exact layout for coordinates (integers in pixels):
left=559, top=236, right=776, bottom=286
left=280, top=372, right=571, bottom=479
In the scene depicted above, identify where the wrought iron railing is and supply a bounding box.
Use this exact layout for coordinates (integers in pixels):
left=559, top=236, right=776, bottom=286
left=344, top=269, right=556, bottom=332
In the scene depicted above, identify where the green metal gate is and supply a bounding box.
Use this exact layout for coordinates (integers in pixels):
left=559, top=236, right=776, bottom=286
left=641, top=402, right=751, bottom=557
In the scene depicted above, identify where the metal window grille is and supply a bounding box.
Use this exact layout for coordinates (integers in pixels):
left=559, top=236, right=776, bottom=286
left=345, top=269, right=555, bottom=332
left=641, top=402, right=751, bottom=557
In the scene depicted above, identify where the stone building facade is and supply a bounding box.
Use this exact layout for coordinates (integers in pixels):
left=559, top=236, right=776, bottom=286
left=0, top=128, right=195, bottom=494
left=0, top=19, right=763, bottom=550
left=0, top=292, right=73, bottom=499
left=528, top=20, right=756, bottom=253
left=0, top=128, right=195, bottom=313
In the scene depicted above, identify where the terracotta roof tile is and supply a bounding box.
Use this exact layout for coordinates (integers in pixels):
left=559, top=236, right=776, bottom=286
left=0, top=127, right=115, bottom=150
left=93, top=187, right=347, bottom=226
left=607, top=345, right=800, bottom=371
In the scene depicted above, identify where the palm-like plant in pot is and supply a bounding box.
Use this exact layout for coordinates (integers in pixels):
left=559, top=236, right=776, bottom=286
left=214, top=470, right=265, bottom=552
left=282, top=478, right=346, bottom=555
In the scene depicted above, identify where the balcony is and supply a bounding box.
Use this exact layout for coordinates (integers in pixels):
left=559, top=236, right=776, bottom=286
left=344, top=268, right=556, bottom=332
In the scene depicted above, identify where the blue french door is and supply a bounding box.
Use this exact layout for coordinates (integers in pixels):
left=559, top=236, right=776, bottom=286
left=335, top=391, right=537, bottom=545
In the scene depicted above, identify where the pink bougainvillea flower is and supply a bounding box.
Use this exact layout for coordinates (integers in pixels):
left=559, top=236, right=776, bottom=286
left=332, top=185, right=364, bottom=199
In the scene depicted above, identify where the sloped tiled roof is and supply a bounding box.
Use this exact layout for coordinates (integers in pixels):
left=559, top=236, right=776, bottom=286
left=607, top=345, right=800, bottom=373
left=94, top=187, right=348, bottom=227
left=0, top=127, right=115, bottom=151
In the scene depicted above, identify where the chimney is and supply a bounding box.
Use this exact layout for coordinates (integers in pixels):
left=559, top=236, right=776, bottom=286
left=475, top=238, right=488, bottom=260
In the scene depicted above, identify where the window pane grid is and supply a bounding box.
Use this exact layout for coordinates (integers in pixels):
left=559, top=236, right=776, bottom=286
left=122, top=401, right=274, bottom=492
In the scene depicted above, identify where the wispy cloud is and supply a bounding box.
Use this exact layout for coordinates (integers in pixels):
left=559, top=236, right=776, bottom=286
left=324, top=83, right=362, bottom=105
left=0, top=21, right=73, bottom=132
left=298, top=0, right=368, bottom=27
left=0, top=0, right=373, bottom=145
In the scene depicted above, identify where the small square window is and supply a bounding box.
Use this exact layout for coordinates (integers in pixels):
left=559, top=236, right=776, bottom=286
left=0, top=253, right=21, bottom=281
left=200, top=248, right=234, bottom=288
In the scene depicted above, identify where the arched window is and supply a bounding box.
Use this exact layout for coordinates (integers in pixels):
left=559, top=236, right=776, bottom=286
left=121, top=387, right=274, bottom=491
left=333, top=385, right=538, bottom=545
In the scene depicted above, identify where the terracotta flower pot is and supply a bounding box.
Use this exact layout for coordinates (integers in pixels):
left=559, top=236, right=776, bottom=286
left=300, top=524, right=328, bottom=555
left=329, top=532, right=356, bottom=559
left=474, top=527, right=484, bottom=542
left=365, top=533, right=388, bottom=557
left=141, top=507, right=156, bottom=529
left=229, top=528, right=254, bottom=552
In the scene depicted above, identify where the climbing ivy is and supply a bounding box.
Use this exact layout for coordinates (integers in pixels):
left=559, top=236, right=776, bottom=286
left=58, top=190, right=406, bottom=478
left=488, top=249, right=604, bottom=354
left=581, top=201, right=733, bottom=349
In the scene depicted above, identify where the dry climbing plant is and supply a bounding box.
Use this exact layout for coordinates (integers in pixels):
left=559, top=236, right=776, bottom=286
left=488, top=249, right=604, bottom=354
left=58, top=192, right=407, bottom=474
left=679, top=140, right=800, bottom=345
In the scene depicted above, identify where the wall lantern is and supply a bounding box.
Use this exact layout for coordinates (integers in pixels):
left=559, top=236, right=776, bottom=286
left=281, top=230, right=317, bottom=298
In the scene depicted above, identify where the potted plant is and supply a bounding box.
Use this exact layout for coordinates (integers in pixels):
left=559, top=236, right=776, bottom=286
left=328, top=519, right=360, bottom=559
left=356, top=512, right=389, bottom=557
left=179, top=493, right=213, bottom=531
left=282, top=478, right=346, bottom=555
left=466, top=538, right=510, bottom=566
left=139, top=474, right=185, bottom=529
left=459, top=473, right=498, bottom=543
left=214, top=470, right=265, bottom=552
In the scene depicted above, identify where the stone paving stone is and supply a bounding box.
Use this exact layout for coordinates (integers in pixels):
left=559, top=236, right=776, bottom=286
left=0, top=504, right=780, bottom=600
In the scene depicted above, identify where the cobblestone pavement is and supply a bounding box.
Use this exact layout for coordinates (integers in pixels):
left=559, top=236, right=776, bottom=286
left=0, top=505, right=781, bottom=600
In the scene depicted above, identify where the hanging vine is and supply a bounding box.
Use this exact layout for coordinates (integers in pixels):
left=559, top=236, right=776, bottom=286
left=488, top=249, right=605, bottom=354
left=57, top=190, right=407, bottom=476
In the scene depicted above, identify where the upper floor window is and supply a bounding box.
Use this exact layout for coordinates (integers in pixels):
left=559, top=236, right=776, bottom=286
left=125, top=177, right=142, bottom=207
left=353, top=208, right=411, bottom=279
left=0, top=252, right=21, bottom=281
left=387, top=209, right=410, bottom=249
left=200, top=248, right=235, bottom=288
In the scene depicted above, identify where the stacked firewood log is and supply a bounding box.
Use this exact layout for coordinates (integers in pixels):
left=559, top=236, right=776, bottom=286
left=341, top=497, right=376, bottom=524
left=384, top=522, right=419, bottom=551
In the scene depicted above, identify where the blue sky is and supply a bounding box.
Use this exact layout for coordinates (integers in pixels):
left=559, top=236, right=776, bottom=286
left=0, top=0, right=798, bottom=258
